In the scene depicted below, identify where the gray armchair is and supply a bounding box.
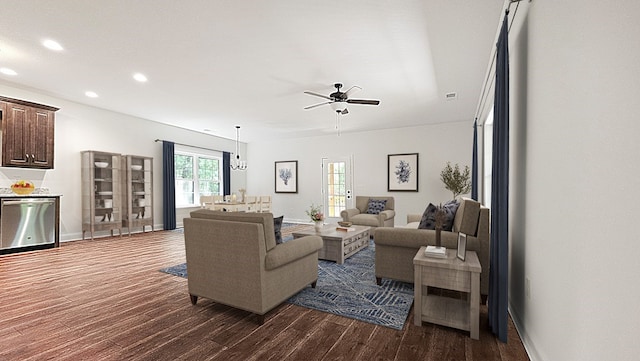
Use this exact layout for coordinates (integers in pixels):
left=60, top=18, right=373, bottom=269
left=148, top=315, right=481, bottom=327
left=183, top=210, right=323, bottom=324
left=340, top=196, right=395, bottom=237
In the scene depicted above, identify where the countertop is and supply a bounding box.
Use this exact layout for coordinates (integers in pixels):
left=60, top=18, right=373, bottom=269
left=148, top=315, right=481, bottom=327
left=0, top=188, right=62, bottom=198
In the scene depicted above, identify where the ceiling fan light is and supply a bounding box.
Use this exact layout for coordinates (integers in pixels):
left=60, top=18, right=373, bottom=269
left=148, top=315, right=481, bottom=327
left=330, top=101, right=347, bottom=112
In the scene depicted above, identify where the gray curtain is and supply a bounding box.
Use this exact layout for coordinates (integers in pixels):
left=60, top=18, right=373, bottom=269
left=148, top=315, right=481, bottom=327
left=162, top=141, right=176, bottom=230
left=488, top=12, right=510, bottom=343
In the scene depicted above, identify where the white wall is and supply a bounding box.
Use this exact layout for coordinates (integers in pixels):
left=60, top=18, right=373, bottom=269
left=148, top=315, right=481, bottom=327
left=247, top=121, right=474, bottom=224
left=508, top=1, right=640, bottom=360
left=0, top=81, right=471, bottom=240
left=0, top=83, right=246, bottom=240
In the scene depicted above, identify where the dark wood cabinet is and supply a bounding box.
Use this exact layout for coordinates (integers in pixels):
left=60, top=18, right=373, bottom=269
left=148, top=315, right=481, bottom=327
left=0, top=96, right=58, bottom=169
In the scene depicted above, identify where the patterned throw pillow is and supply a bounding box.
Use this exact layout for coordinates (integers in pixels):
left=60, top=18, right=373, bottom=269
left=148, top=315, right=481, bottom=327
left=418, top=203, right=437, bottom=230
left=441, top=200, right=460, bottom=231
left=366, top=199, right=387, bottom=214
left=274, top=215, right=284, bottom=244
left=418, top=200, right=460, bottom=230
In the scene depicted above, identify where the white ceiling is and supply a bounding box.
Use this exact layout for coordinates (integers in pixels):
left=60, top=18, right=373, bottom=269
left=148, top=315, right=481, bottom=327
left=0, top=0, right=504, bottom=142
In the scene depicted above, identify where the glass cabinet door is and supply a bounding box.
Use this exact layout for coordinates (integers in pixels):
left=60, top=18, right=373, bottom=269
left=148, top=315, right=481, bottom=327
left=81, top=151, right=123, bottom=239
left=123, top=155, right=154, bottom=235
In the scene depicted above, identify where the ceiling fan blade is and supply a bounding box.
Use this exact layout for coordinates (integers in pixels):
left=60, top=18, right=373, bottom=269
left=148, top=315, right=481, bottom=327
left=304, top=91, right=332, bottom=101
left=304, top=101, right=333, bottom=110
left=344, top=85, right=362, bottom=97
left=341, top=108, right=349, bottom=115
left=346, top=99, right=380, bottom=106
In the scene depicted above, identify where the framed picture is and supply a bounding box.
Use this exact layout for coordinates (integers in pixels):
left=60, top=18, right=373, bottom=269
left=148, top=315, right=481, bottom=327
left=275, top=160, right=298, bottom=193
left=387, top=153, right=419, bottom=191
left=457, top=232, right=467, bottom=261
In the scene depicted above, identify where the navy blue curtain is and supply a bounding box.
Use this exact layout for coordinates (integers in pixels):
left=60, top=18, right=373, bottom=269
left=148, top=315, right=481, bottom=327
left=471, top=118, right=479, bottom=201
left=162, top=141, right=176, bottom=230
left=222, top=151, right=231, bottom=196
left=488, top=13, right=510, bottom=343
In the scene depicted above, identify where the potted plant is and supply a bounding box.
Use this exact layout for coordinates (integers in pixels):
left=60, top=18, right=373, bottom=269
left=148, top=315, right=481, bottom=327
left=440, top=162, right=471, bottom=200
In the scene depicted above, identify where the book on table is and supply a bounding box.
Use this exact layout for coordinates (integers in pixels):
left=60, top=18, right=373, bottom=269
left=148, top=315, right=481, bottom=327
left=424, top=246, right=446, bottom=258
left=336, top=226, right=355, bottom=232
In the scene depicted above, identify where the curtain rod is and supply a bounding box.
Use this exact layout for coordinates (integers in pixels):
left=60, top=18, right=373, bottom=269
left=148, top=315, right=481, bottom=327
left=154, top=139, right=233, bottom=154
left=472, top=0, right=525, bottom=125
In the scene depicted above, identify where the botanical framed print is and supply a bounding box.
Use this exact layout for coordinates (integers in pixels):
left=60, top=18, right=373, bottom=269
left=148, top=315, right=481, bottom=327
left=387, top=153, right=419, bottom=192
left=457, top=232, right=467, bottom=261
left=275, top=160, right=298, bottom=193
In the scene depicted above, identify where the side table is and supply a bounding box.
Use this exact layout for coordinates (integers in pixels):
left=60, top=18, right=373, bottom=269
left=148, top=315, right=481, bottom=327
left=413, top=247, right=482, bottom=339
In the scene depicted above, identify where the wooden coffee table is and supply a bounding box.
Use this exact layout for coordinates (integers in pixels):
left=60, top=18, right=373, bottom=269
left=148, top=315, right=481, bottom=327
left=413, top=247, right=482, bottom=339
left=292, top=224, right=370, bottom=264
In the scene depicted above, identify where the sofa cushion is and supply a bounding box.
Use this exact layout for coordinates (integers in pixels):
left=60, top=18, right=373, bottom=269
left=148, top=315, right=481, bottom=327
left=351, top=213, right=384, bottom=227
left=418, top=203, right=437, bottom=230
left=366, top=199, right=387, bottom=214
left=274, top=215, right=284, bottom=244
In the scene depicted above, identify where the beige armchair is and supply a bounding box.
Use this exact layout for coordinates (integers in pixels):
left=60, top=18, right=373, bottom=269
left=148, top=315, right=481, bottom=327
left=183, top=210, right=323, bottom=324
left=340, top=196, right=395, bottom=237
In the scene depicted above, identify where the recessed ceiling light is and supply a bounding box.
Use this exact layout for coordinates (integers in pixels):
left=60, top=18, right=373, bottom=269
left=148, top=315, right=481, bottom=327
left=85, top=91, right=98, bottom=98
left=133, top=73, right=148, bottom=82
left=0, top=68, right=17, bottom=76
left=42, top=39, right=64, bottom=51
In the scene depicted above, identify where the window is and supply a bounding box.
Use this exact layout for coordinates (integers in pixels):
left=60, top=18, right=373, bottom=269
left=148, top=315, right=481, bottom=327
left=322, top=157, right=352, bottom=220
left=175, top=150, right=222, bottom=207
left=483, top=108, right=494, bottom=209
left=326, top=161, right=346, bottom=217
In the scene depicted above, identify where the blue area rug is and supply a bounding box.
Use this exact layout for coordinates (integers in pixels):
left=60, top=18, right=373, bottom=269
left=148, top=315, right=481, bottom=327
left=160, top=224, right=414, bottom=330
left=286, top=240, right=413, bottom=330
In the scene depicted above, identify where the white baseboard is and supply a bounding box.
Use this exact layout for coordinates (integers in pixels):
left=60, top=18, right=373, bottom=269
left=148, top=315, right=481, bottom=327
left=509, top=303, right=541, bottom=361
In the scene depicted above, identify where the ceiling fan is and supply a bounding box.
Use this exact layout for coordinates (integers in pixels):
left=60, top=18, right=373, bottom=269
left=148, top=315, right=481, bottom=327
left=304, top=83, right=380, bottom=115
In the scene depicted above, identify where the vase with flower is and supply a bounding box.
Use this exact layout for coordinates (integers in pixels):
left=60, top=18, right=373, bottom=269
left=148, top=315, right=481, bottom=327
left=306, top=204, right=325, bottom=232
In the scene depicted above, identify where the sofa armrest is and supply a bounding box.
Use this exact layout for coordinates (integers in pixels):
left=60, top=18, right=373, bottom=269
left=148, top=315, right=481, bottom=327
left=380, top=210, right=395, bottom=220
left=264, top=236, right=323, bottom=270
left=341, top=208, right=361, bottom=221
left=407, top=214, right=422, bottom=223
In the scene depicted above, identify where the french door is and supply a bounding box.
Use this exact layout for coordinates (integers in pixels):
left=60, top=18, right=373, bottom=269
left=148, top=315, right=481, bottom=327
left=321, top=157, right=353, bottom=224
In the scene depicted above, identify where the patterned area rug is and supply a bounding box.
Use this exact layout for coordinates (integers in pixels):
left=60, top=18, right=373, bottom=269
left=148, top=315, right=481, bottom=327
left=286, top=240, right=413, bottom=330
left=160, top=223, right=414, bottom=330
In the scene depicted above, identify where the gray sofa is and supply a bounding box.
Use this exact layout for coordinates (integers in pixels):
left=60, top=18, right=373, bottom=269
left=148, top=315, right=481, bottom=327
left=183, top=210, right=323, bottom=324
left=374, top=198, right=491, bottom=297
left=340, top=196, right=395, bottom=237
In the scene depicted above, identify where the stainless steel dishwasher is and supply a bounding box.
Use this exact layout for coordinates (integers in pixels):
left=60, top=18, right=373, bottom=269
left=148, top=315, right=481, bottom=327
left=0, top=198, right=56, bottom=250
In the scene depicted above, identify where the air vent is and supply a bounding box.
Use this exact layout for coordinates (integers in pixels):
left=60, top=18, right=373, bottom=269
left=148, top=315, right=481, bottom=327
left=445, top=92, right=458, bottom=100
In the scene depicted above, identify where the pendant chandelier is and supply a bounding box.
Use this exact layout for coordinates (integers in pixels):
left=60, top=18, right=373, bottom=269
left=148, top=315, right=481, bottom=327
left=230, top=125, right=247, bottom=171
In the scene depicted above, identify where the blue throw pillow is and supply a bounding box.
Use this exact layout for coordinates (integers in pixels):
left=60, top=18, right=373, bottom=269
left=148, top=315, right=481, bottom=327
left=418, top=203, right=437, bottom=230
left=274, top=215, right=284, bottom=244
left=366, top=199, right=387, bottom=214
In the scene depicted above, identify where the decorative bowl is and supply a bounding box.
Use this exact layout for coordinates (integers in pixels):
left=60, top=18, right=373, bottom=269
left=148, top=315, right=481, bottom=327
left=131, top=165, right=143, bottom=171
left=338, top=221, right=352, bottom=227
left=95, top=162, right=109, bottom=168
left=11, top=180, right=35, bottom=195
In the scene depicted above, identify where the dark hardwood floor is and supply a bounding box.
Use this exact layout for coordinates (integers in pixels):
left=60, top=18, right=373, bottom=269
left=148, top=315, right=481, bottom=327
left=0, top=228, right=529, bottom=361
